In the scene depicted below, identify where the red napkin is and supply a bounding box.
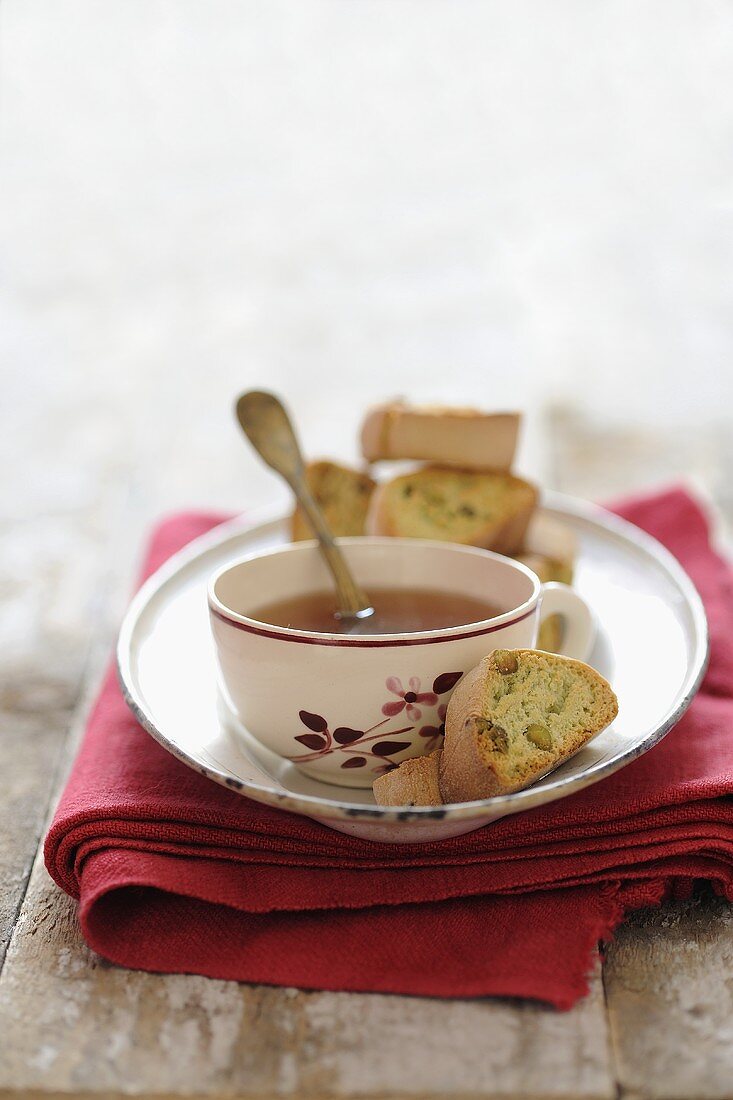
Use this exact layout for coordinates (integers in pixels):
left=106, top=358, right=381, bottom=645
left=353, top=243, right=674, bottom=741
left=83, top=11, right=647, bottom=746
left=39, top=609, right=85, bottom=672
left=45, top=488, right=733, bottom=1009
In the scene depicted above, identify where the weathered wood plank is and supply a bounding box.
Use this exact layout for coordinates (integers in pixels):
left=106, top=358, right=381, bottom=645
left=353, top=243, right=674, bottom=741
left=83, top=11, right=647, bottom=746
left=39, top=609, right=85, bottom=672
left=0, top=852, right=614, bottom=1099
left=0, top=464, right=135, bottom=968
left=0, top=699, right=80, bottom=966
left=604, top=895, right=733, bottom=1100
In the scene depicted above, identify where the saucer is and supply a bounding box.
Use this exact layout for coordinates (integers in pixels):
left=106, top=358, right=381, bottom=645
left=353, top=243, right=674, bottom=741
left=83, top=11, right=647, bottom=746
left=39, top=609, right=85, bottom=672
left=117, top=493, right=708, bottom=844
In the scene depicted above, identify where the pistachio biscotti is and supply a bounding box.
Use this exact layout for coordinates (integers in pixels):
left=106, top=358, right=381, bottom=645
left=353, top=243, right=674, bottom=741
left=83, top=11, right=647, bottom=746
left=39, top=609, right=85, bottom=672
left=360, top=401, right=521, bottom=470
left=514, top=553, right=574, bottom=652
left=513, top=514, right=578, bottom=652
left=439, top=650, right=618, bottom=802
left=514, top=552, right=574, bottom=588
left=372, top=749, right=443, bottom=807
left=291, top=461, right=376, bottom=541
left=366, top=466, right=538, bottom=555
left=372, top=651, right=617, bottom=807
left=520, top=512, right=578, bottom=569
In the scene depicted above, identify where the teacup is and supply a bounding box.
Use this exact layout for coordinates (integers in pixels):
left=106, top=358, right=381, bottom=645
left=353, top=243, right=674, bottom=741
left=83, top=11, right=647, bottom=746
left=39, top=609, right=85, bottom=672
left=208, top=538, right=594, bottom=789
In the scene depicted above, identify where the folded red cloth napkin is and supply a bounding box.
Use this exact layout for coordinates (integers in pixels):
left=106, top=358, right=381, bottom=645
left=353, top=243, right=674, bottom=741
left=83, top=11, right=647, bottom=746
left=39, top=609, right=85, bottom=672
left=45, top=488, right=733, bottom=1009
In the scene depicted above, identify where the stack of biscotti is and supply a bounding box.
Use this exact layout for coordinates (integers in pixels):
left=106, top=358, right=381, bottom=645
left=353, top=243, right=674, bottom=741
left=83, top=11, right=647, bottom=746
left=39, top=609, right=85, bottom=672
left=361, top=402, right=538, bottom=556
left=289, top=403, right=578, bottom=622
left=361, top=403, right=579, bottom=649
left=291, top=401, right=536, bottom=555
left=373, top=649, right=618, bottom=807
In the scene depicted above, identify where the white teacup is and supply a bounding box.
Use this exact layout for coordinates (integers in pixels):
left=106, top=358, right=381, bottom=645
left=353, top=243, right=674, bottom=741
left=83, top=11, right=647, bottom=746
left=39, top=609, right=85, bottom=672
left=208, top=538, right=594, bottom=789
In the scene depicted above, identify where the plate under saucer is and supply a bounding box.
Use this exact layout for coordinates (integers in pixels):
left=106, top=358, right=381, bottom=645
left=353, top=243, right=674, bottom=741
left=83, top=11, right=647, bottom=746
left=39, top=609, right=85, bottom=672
left=117, top=492, right=708, bottom=844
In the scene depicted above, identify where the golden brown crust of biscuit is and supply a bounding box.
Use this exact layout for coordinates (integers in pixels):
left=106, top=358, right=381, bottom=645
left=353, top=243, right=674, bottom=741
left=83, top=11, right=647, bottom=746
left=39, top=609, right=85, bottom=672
left=439, top=650, right=618, bottom=803
left=372, top=749, right=443, bottom=807
left=291, top=460, right=376, bottom=541
left=366, top=466, right=537, bottom=555
left=360, top=403, right=521, bottom=470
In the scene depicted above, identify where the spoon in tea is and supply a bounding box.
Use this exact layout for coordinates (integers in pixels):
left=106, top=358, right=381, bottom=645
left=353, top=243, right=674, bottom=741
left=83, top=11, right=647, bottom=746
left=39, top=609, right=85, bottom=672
left=235, top=390, right=375, bottom=626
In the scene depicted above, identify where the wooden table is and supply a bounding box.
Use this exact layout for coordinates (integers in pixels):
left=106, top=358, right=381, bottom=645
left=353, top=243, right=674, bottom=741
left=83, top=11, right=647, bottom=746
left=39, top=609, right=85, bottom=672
left=2, top=6, right=733, bottom=1090
left=1, top=383, right=731, bottom=1100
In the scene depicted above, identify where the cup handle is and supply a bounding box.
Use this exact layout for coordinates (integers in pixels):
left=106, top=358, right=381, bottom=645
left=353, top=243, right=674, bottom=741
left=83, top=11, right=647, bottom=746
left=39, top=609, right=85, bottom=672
left=538, top=582, right=596, bottom=662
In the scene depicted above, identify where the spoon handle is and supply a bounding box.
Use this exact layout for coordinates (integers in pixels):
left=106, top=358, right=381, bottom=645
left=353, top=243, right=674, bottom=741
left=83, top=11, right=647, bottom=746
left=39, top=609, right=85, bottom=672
left=291, top=474, right=373, bottom=620
left=235, top=390, right=373, bottom=621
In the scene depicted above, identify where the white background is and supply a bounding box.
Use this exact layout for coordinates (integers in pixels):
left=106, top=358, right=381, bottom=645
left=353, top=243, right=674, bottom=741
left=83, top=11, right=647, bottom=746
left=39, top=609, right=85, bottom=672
left=1, top=0, right=731, bottom=513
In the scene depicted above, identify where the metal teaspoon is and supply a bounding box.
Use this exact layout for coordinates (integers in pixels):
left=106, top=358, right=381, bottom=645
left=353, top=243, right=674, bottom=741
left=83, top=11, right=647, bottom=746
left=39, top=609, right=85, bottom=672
left=235, top=390, right=375, bottom=625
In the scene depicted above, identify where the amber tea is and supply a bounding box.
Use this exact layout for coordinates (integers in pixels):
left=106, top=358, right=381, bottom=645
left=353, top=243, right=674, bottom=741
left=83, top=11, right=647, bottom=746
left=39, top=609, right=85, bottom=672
left=248, top=586, right=503, bottom=635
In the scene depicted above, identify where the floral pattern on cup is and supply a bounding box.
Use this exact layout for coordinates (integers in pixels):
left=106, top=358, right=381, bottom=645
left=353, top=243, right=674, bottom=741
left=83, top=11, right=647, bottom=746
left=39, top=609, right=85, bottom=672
left=418, top=702, right=448, bottom=753
left=381, top=676, right=438, bottom=721
left=288, top=670, right=464, bottom=774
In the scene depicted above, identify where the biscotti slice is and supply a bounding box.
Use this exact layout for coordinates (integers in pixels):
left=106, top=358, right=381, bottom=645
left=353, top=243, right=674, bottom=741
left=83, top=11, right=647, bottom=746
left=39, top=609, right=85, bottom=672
left=521, top=512, right=578, bottom=567
left=440, top=649, right=618, bottom=802
left=535, top=608, right=564, bottom=654
left=373, top=750, right=443, bottom=807
left=366, top=466, right=538, bottom=554
left=515, top=551, right=574, bottom=587
left=291, top=461, right=376, bottom=541
left=512, top=514, right=576, bottom=651
left=360, top=402, right=521, bottom=470
left=514, top=553, right=574, bottom=653
left=514, top=515, right=578, bottom=652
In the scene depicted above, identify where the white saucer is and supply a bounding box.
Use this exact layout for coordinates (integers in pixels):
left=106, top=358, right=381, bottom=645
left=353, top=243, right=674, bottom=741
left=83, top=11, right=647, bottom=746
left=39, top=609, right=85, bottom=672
left=117, top=493, right=708, bottom=844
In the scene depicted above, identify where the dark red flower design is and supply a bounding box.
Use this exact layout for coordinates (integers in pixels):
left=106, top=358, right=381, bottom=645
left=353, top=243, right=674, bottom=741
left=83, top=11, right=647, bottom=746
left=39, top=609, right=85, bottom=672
left=419, top=703, right=448, bottom=750
left=298, top=710, right=328, bottom=732
left=372, top=739, right=412, bottom=757
left=381, top=676, right=438, bottom=721
left=290, top=673, right=463, bottom=768
left=433, top=671, right=463, bottom=695
left=294, top=733, right=329, bottom=751
left=333, top=727, right=364, bottom=744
